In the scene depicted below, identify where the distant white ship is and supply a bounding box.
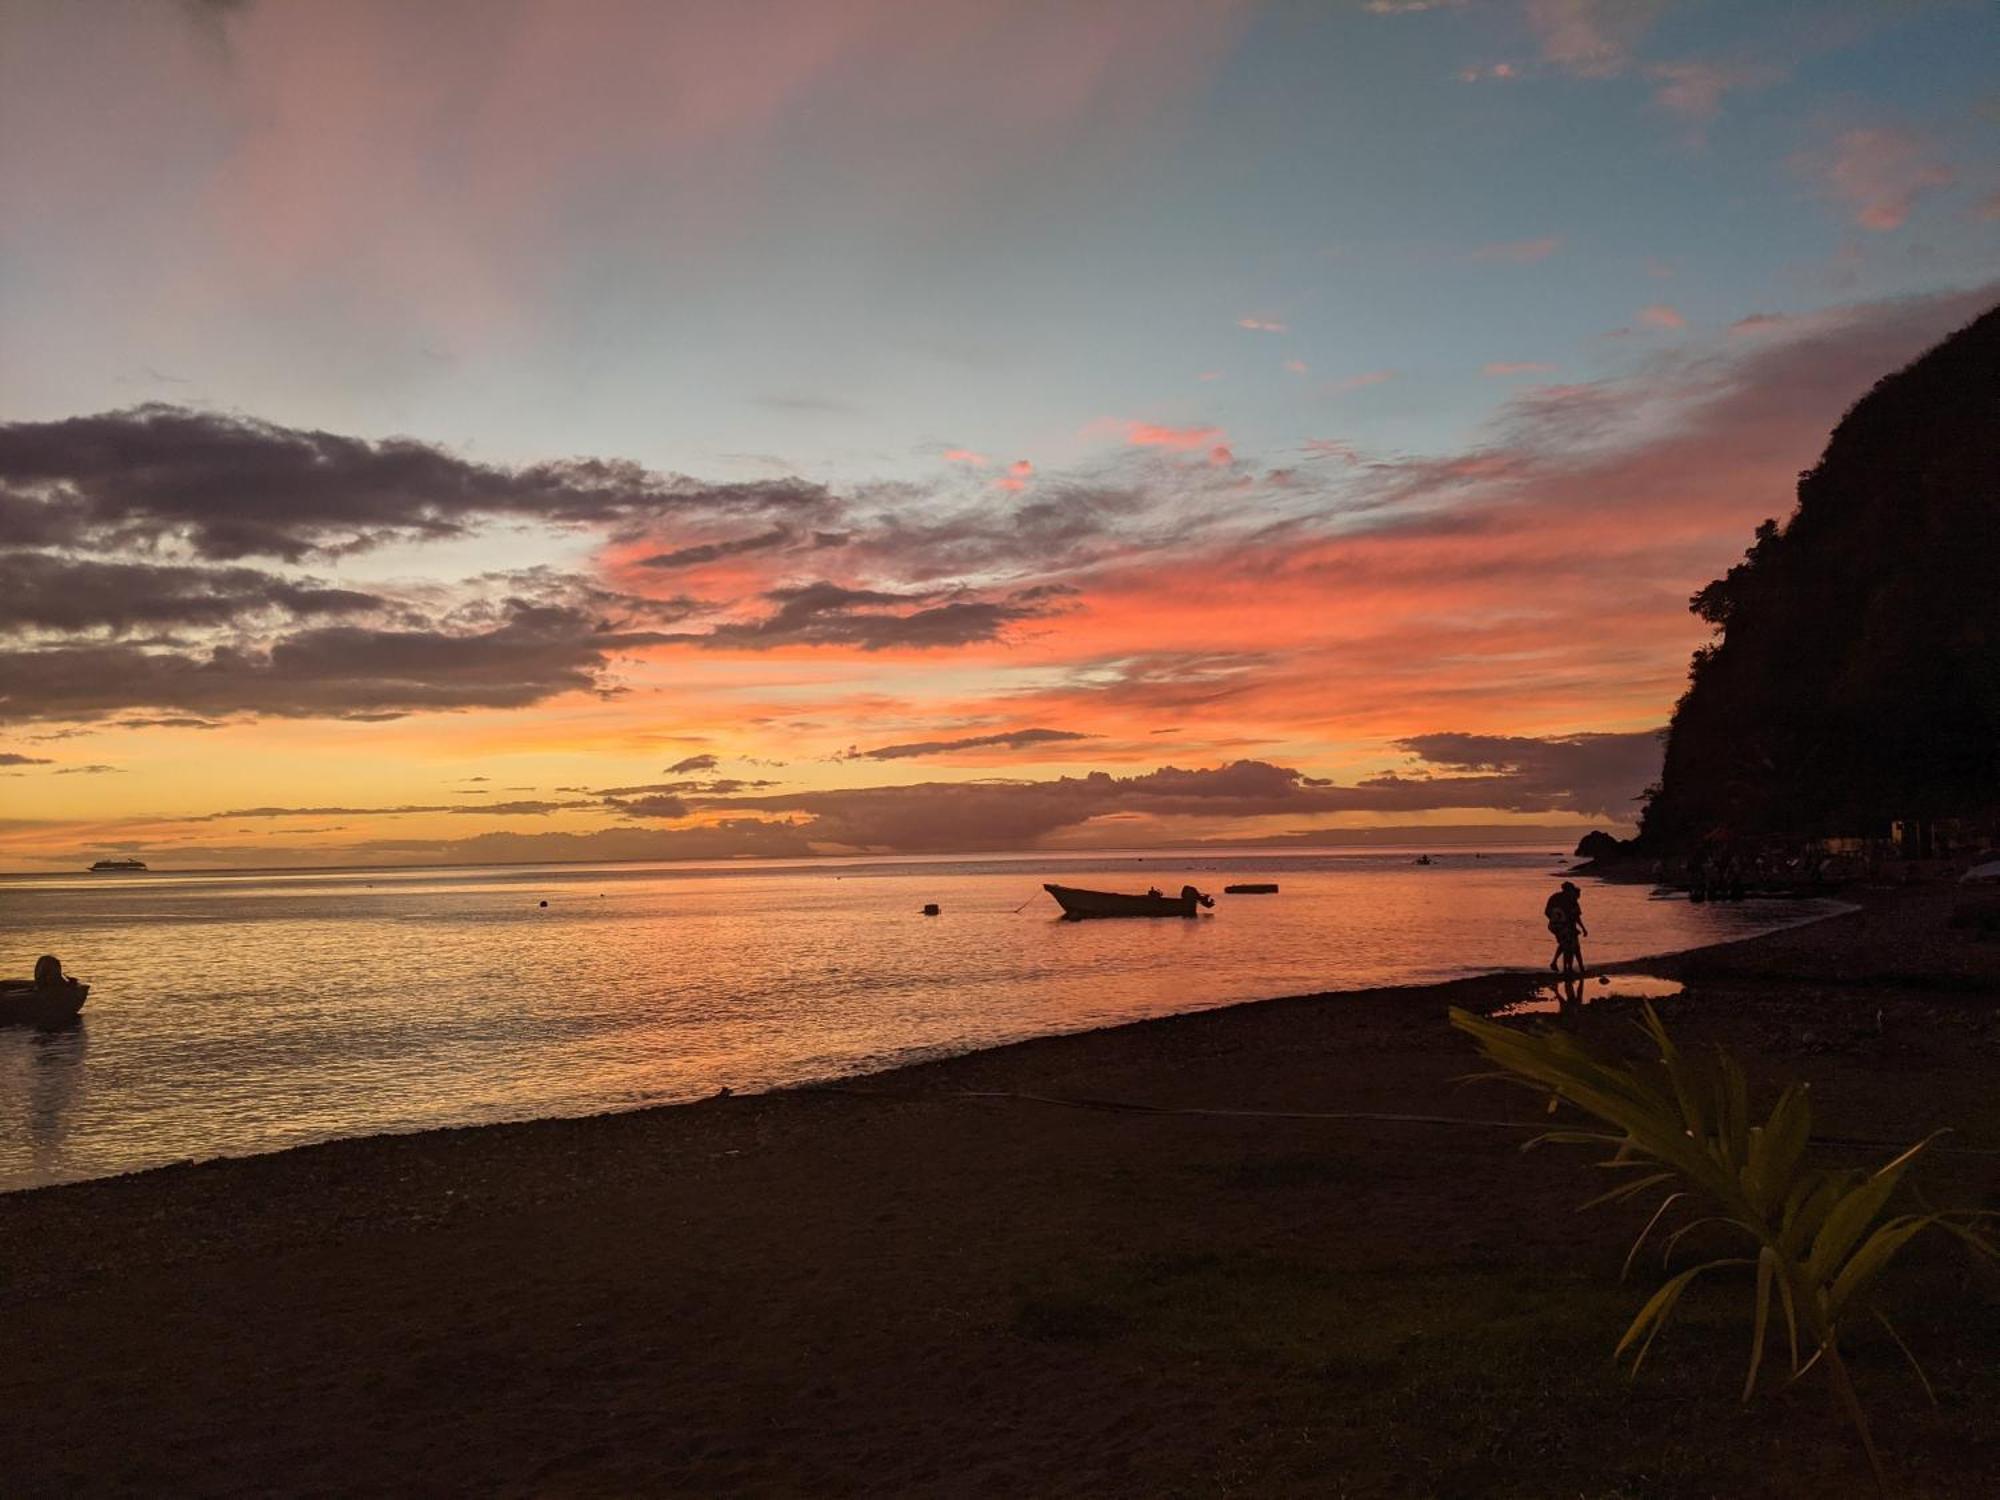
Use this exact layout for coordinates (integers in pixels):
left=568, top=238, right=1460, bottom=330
left=88, top=858, right=148, bottom=872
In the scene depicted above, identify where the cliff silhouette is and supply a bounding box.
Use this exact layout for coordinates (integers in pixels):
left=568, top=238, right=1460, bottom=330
left=1638, top=302, right=2000, bottom=851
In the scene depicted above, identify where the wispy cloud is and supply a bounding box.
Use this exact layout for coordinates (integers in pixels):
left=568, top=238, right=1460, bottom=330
left=1106, top=420, right=1227, bottom=451
left=1482, top=360, right=1557, bottom=376
left=1466, top=236, right=1561, bottom=264
left=1802, top=126, right=1954, bottom=231
left=842, top=727, right=1091, bottom=761
left=1237, top=316, right=1288, bottom=333
left=1525, top=0, right=1660, bottom=79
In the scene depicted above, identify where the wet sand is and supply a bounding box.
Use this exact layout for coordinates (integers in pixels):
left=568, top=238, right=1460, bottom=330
left=3, top=884, right=1996, bottom=1497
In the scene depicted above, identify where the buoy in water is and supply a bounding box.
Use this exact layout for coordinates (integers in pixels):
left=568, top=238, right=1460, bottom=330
left=539, top=900, right=549, bottom=908
left=922, top=903, right=941, bottom=916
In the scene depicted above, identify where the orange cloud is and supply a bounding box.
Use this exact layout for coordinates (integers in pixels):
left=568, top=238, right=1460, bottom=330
left=943, top=448, right=988, bottom=465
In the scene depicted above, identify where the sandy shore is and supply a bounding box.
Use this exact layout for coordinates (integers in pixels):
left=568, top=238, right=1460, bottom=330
left=3, top=884, right=1997, bottom=1497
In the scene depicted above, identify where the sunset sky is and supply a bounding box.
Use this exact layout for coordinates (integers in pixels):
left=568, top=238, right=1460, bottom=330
left=3, top=0, right=1997, bottom=869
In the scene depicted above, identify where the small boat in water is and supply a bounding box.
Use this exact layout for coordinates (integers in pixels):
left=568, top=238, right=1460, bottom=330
left=0, top=980, right=89, bottom=1027
left=1224, top=883, right=1279, bottom=895
left=1044, top=883, right=1213, bottom=920
left=88, top=857, right=147, bottom=872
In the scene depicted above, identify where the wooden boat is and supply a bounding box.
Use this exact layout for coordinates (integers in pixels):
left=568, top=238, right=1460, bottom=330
left=89, top=858, right=147, bottom=872
left=1224, top=883, right=1279, bottom=895
left=1044, top=883, right=1213, bottom=920
left=0, top=980, right=89, bottom=1026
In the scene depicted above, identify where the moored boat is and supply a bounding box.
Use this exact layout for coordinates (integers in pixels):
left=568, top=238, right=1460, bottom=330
left=0, top=980, right=89, bottom=1026
left=1043, top=883, right=1213, bottom=920
left=1224, top=883, right=1279, bottom=894
left=88, top=857, right=147, bottom=872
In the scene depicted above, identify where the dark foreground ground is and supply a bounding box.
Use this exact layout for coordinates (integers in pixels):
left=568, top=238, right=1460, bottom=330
left=3, top=884, right=1997, bottom=1498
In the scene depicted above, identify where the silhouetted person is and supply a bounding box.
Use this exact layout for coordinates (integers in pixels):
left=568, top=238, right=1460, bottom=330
left=33, top=954, right=67, bottom=988
left=1543, top=883, right=1586, bottom=974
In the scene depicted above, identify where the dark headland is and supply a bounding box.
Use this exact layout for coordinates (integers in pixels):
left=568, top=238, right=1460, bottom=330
left=3, top=883, right=1997, bottom=1498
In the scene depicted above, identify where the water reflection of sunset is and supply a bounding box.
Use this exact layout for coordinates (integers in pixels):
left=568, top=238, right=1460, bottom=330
left=1, top=855, right=1840, bottom=1190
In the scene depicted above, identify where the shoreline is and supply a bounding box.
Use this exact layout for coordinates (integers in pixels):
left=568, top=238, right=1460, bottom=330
left=5, top=892, right=1853, bottom=1201
left=4, top=882, right=1995, bottom=1497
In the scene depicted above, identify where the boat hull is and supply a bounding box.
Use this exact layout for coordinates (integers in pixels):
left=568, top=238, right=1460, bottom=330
left=1043, top=883, right=1201, bottom=920
left=0, top=981, right=88, bottom=1027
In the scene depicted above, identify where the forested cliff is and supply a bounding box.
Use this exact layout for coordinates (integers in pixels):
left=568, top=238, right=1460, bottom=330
left=1638, top=303, right=2000, bottom=848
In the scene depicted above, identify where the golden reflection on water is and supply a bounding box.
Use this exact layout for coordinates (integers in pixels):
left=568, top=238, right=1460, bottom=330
left=0, top=853, right=1840, bottom=1189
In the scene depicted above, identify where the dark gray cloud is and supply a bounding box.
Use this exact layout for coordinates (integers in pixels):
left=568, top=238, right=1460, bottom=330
left=845, top=727, right=1090, bottom=761
left=604, top=794, right=689, bottom=820
left=115, top=733, right=1656, bottom=866
left=1, top=752, right=55, bottom=766
left=675, top=741, right=1660, bottom=851
left=0, top=551, right=385, bottom=634
left=666, top=754, right=719, bottom=774
left=180, top=798, right=596, bottom=822
left=676, top=581, right=1066, bottom=652
left=53, top=763, right=123, bottom=775
left=636, top=527, right=792, bottom=571
left=1390, top=731, right=1662, bottom=819
left=113, top=716, right=228, bottom=731
left=0, top=404, right=837, bottom=562
left=0, top=601, right=678, bottom=722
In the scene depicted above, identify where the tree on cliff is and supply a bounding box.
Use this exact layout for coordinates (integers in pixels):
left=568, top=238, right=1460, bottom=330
left=1638, top=302, right=2000, bottom=849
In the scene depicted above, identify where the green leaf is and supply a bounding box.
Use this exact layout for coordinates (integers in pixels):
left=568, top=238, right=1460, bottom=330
left=1745, top=1247, right=1776, bottom=1399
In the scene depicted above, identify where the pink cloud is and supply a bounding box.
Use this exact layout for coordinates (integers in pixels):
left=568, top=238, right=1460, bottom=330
left=1727, top=313, right=1791, bottom=337
left=1283, top=358, right=1310, bottom=375
left=1646, top=59, right=1777, bottom=123
left=943, top=448, right=988, bottom=466
left=1196, top=370, right=1222, bottom=382
left=10, top=1, right=1252, bottom=345
left=1525, top=0, right=1657, bottom=79
left=1115, top=421, right=1226, bottom=452
left=1467, top=236, right=1561, bottom=264
left=1330, top=371, right=1396, bottom=394
left=1458, top=62, right=1520, bottom=83
left=1483, top=361, right=1557, bottom=376
left=1237, top=317, right=1288, bottom=333
left=988, top=459, right=1034, bottom=492
left=1806, top=127, right=1955, bottom=231
left=1302, top=438, right=1363, bottom=465
left=1637, top=304, right=1687, bottom=331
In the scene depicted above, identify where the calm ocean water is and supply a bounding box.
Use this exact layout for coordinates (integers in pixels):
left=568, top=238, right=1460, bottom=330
left=0, top=848, right=1840, bottom=1191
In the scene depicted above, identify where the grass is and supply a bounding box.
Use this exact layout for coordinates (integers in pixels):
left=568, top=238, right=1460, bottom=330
left=1450, top=1002, right=1999, bottom=1495
left=1006, top=1242, right=2000, bottom=1498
